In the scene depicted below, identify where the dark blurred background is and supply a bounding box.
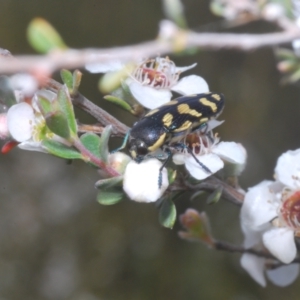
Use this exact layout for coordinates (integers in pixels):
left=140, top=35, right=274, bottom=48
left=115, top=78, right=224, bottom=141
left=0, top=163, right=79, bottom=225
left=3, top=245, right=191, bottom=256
left=1, top=0, right=300, bottom=299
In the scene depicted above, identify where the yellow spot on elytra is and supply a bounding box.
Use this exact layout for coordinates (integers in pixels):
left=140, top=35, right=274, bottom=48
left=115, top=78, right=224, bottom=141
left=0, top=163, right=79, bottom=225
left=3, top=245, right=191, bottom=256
left=148, top=133, right=166, bottom=151
left=177, top=103, right=190, bottom=114
left=162, top=113, right=173, bottom=127
left=199, top=117, right=208, bottom=123
left=145, top=108, right=159, bottom=117
left=188, top=109, right=202, bottom=117
left=212, top=94, right=221, bottom=101
left=199, top=97, right=217, bottom=112
left=173, top=120, right=192, bottom=132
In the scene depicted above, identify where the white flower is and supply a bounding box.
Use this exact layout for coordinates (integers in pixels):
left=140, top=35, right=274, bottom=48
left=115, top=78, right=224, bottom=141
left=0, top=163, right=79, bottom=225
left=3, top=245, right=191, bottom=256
left=6, top=90, right=59, bottom=152
left=240, top=252, right=299, bottom=287
left=240, top=149, right=300, bottom=286
left=172, top=127, right=247, bottom=180
left=87, top=56, right=209, bottom=109
left=123, top=158, right=169, bottom=203
left=7, top=102, right=36, bottom=142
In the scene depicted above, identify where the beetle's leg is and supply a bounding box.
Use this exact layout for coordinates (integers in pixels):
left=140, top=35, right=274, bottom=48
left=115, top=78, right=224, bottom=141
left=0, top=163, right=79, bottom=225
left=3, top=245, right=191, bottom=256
left=171, top=142, right=212, bottom=174
left=186, top=146, right=212, bottom=174
left=158, top=148, right=172, bottom=188
left=111, top=130, right=131, bottom=153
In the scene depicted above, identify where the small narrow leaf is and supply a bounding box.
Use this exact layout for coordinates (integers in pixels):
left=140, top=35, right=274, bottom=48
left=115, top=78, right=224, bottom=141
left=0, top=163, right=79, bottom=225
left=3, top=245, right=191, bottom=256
left=95, top=176, right=123, bottom=189
left=98, top=64, right=135, bottom=93
left=162, top=0, right=187, bottom=29
left=159, top=198, right=176, bottom=229
left=190, top=190, right=205, bottom=201
left=206, top=186, right=223, bottom=205
left=72, top=70, right=82, bottom=94
left=60, top=69, right=73, bottom=91
left=37, top=95, right=52, bottom=116
left=80, top=133, right=101, bottom=158
left=104, top=95, right=133, bottom=113
left=42, top=139, right=83, bottom=159
left=167, top=169, right=177, bottom=185
left=98, top=125, right=112, bottom=162
left=45, top=111, right=70, bottom=139
left=97, top=189, right=124, bottom=205
left=27, top=18, right=67, bottom=53
left=57, top=85, right=77, bottom=135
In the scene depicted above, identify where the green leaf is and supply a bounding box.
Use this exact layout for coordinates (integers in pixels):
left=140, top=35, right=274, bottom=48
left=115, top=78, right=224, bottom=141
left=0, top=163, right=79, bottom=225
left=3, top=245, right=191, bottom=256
left=27, top=18, right=67, bottom=53
left=42, top=139, right=83, bottom=159
left=190, top=190, right=205, bottom=201
left=206, top=186, right=223, bottom=205
left=98, top=125, right=112, bottom=162
left=275, top=48, right=297, bottom=61
left=97, top=189, right=124, bottom=205
left=45, top=111, right=70, bottom=139
left=95, top=176, right=123, bottom=189
left=104, top=95, right=133, bottom=113
left=60, top=69, right=73, bottom=91
left=72, top=70, right=82, bottom=94
left=80, top=133, right=101, bottom=158
left=167, top=168, right=177, bottom=185
left=37, top=95, right=52, bottom=115
left=57, top=85, right=77, bottom=135
left=159, top=198, right=176, bottom=229
left=162, top=0, right=187, bottom=29
left=98, top=64, right=135, bottom=93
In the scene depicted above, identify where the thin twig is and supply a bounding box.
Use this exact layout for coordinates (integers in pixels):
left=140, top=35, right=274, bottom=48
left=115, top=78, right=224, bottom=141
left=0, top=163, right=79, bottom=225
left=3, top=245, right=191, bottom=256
left=0, top=25, right=299, bottom=74
left=185, top=176, right=245, bottom=206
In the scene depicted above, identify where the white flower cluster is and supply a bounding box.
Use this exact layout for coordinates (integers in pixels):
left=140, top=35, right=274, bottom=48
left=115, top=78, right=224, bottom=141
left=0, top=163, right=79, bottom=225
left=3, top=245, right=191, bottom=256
left=110, top=57, right=247, bottom=203
left=240, top=149, right=300, bottom=286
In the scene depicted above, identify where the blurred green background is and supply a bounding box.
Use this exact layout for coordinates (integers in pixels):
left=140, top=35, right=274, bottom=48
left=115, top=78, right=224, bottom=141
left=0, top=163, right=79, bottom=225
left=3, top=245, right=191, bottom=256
left=1, top=0, right=300, bottom=299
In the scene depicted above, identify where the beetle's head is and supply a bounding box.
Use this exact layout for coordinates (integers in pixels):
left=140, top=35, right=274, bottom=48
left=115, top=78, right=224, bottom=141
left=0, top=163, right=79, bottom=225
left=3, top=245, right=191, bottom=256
left=128, top=138, right=149, bottom=162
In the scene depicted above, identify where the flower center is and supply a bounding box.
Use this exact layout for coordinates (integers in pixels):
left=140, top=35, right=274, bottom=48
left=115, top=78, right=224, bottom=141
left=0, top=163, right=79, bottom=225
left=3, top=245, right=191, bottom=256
left=184, top=132, right=217, bottom=156
left=131, top=57, right=179, bottom=89
left=280, top=190, right=300, bottom=236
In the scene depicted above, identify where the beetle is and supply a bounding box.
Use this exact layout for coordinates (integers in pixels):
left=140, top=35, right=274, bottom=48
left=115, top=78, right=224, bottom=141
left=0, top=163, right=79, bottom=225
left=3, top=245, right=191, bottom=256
left=119, top=92, right=225, bottom=187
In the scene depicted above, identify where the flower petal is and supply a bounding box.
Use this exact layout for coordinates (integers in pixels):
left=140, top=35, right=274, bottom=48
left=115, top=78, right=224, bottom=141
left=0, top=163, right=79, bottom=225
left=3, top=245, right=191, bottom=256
left=7, top=102, right=35, bottom=142
left=275, top=149, right=300, bottom=189
left=172, top=152, right=185, bottom=165
left=18, top=141, right=47, bottom=153
left=171, top=75, right=209, bottom=95
left=184, top=153, right=224, bottom=180
left=266, top=263, right=299, bottom=287
left=127, top=79, right=172, bottom=109
left=263, top=227, right=296, bottom=264
left=241, top=225, right=264, bottom=248
left=123, top=159, right=169, bottom=203
left=212, top=141, right=247, bottom=165
left=240, top=181, right=278, bottom=230
left=240, top=253, right=266, bottom=287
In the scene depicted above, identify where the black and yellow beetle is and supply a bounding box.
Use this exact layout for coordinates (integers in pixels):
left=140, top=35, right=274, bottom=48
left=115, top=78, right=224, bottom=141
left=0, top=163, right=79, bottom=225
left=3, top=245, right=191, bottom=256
left=120, top=92, right=225, bottom=187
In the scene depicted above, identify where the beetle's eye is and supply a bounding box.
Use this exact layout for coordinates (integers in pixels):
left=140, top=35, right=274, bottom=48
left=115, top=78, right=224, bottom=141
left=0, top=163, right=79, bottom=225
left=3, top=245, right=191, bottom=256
left=136, top=141, right=148, bottom=156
